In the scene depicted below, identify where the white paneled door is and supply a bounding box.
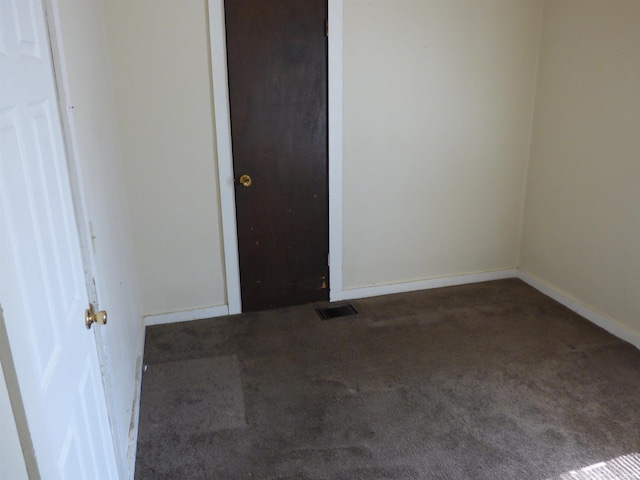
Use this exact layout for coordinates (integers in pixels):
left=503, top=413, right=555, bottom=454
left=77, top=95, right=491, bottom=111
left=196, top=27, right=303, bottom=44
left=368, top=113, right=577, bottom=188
left=0, top=0, right=118, bottom=478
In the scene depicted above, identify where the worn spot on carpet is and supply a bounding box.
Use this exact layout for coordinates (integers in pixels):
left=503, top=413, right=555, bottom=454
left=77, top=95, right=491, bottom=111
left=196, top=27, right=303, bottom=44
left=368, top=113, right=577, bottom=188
left=137, top=355, right=246, bottom=443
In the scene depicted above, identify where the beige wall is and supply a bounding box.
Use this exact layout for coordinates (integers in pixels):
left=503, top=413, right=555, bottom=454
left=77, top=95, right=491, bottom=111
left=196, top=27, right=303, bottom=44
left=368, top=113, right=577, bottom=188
left=101, top=0, right=543, bottom=313
left=342, top=0, right=543, bottom=289
left=520, top=1, right=640, bottom=333
left=103, top=0, right=227, bottom=316
left=97, top=0, right=638, bottom=345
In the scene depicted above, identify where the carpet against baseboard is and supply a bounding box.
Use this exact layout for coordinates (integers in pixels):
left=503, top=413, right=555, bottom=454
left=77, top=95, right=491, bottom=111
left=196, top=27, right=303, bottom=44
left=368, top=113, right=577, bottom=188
left=136, top=279, right=640, bottom=479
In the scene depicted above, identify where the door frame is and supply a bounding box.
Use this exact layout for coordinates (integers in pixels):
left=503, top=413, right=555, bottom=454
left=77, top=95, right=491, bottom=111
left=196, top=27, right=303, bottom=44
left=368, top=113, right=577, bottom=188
left=208, top=0, right=344, bottom=314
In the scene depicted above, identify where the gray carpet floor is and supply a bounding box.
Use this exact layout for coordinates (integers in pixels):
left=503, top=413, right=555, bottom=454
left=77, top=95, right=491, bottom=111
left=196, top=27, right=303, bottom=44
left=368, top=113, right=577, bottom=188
left=135, top=279, right=640, bottom=479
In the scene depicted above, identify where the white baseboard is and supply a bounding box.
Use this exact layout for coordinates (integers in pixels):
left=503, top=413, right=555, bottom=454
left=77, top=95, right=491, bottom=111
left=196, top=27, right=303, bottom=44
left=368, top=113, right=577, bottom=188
left=126, top=317, right=146, bottom=480
left=340, top=269, right=519, bottom=301
left=144, top=305, right=230, bottom=326
left=516, top=269, right=640, bottom=350
left=140, top=269, right=640, bottom=351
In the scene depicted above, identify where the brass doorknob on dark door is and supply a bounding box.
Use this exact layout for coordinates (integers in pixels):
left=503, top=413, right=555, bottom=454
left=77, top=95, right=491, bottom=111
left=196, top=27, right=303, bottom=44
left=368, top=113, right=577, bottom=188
left=239, top=174, right=252, bottom=187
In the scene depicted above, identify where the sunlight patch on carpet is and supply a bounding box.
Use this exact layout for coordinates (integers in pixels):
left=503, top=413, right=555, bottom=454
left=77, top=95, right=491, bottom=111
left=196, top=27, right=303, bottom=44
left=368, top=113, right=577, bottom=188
left=547, top=453, right=640, bottom=480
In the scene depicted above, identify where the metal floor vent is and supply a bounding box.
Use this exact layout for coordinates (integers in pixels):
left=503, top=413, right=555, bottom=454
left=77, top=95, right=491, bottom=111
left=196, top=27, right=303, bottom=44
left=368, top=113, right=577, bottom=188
left=315, top=304, right=358, bottom=320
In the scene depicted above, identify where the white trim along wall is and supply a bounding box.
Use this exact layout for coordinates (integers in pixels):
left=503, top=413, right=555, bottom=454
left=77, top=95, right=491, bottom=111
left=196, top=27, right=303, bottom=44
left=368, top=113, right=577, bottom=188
left=341, top=270, right=518, bottom=301
left=141, top=265, right=640, bottom=357
left=145, top=305, right=230, bottom=326
left=209, top=0, right=242, bottom=315
left=327, top=0, right=344, bottom=302
left=516, top=270, right=640, bottom=351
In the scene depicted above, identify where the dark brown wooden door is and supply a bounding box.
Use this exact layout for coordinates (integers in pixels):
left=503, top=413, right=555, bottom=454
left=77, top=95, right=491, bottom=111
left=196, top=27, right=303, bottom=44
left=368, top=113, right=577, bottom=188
left=225, top=0, right=328, bottom=311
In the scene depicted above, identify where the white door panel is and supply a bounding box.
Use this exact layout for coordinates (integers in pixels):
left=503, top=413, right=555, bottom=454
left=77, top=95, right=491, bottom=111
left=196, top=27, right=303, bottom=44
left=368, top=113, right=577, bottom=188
left=0, top=0, right=118, bottom=478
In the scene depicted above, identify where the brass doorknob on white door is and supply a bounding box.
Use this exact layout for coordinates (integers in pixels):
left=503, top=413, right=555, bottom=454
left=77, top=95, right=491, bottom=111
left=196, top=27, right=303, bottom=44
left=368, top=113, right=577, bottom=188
left=239, top=174, right=252, bottom=187
left=85, top=304, right=107, bottom=329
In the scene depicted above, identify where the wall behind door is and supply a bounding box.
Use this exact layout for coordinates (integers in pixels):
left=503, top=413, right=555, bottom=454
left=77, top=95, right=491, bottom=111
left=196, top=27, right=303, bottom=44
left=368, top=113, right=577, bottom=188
left=103, top=0, right=227, bottom=316
left=342, top=0, right=543, bottom=290
left=520, top=0, right=640, bottom=333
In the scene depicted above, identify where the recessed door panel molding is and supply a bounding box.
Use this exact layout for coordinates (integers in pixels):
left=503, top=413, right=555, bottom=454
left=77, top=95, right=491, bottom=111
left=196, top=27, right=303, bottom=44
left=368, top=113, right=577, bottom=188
left=9, top=0, right=40, bottom=58
left=0, top=107, right=62, bottom=392
left=30, top=100, right=79, bottom=309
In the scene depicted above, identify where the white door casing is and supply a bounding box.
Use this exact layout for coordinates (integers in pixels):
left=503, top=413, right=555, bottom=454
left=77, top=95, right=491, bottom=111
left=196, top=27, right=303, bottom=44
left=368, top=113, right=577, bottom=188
left=0, top=0, right=118, bottom=478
